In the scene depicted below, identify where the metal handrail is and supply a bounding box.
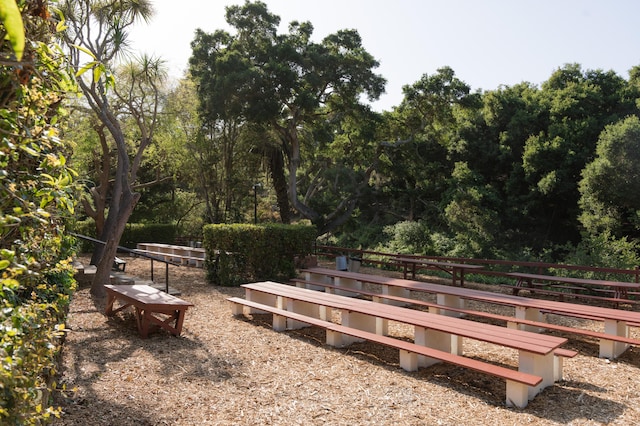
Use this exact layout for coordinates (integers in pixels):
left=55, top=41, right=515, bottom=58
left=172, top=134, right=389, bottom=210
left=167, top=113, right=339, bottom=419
left=71, top=232, right=180, bottom=293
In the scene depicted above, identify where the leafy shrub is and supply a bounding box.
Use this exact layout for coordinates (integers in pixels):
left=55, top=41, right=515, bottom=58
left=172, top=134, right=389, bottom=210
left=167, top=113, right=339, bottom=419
left=203, top=223, right=316, bottom=286
left=1, top=2, right=78, bottom=422
left=70, top=220, right=178, bottom=251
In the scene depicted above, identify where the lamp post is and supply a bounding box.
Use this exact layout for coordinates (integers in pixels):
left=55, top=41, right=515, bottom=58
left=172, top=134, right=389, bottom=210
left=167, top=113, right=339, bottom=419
left=253, top=183, right=261, bottom=224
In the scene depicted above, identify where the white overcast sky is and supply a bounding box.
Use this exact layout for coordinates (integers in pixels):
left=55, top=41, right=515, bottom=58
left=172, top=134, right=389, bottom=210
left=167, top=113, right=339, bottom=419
left=128, top=0, right=640, bottom=111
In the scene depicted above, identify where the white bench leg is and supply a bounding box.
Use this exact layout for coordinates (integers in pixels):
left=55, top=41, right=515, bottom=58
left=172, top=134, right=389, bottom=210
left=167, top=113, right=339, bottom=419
left=414, top=326, right=461, bottom=367
left=505, top=381, right=529, bottom=408
left=230, top=302, right=246, bottom=316
left=399, top=349, right=418, bottom=371
left=326, top=329, right=345, bottom=347
left=434, top=294, right=465, bottom=317
left=554, top=354, right=564, bottom=382
left=245, top=289, right=275, bottom=314
left=515, top=307, right=544, bottom=332
left=273, top=314, right=287, bottom=331
left=382, top=284, right=410, bottom=306
left=600, top=320, right=630, bottom=358
left=334, top=277, right=362, bottom=296
left=518, top=350, right=554, bottom=399
left=340, top=310, right=376, bottom=345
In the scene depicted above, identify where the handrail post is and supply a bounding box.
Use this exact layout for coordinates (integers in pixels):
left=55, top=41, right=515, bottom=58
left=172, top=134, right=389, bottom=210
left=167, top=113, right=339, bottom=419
left=165, top=263, right=169, bottom=293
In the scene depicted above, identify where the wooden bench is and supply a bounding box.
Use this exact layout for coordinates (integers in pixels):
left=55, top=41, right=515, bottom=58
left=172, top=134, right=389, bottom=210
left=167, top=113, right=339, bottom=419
left=291, top=277, right=638, bottom=352
left=394, top=257, right=484, bottom=286
left=235, top=281, right=572, bottom=408
left=228, top=297, right=549, bottom=408
left=506, top=272, right=640, bottom=303
left=104, top=284, right=193, bottom=338
left=112, top=256, right=127, bottom=271
left=135, top=243, right=206, bottom=268
left=302, top=267, right=640, bottom=359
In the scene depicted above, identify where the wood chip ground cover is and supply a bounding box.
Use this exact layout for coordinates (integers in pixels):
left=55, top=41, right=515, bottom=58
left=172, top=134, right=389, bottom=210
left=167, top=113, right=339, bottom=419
left=51, top=256, right=640, bottom=425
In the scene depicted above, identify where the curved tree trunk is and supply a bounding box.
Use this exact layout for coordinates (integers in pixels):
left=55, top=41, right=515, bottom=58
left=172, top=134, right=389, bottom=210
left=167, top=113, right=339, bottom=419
left=267, top=145, right=291, bottom=223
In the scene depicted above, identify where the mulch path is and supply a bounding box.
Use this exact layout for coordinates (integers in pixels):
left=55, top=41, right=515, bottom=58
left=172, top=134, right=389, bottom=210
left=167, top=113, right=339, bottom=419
left=51, top=255, right=640, bottom=425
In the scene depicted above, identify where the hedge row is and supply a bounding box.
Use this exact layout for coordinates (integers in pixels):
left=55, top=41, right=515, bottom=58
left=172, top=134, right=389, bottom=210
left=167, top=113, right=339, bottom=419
left=72, top=220, right=178, bottom=252
left=203, top=223, right=316, bottom=286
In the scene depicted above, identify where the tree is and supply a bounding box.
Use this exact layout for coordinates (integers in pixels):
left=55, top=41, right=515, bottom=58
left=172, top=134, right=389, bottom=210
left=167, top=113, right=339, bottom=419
left=189, top=1, right=386, bottom=234
left=521, top=64, right=632, bottom=246
left=579, top=115, right=640, bottom=240
left=59, top=0, right=163, bottom=297
left=372, top=68, right=477, bottom=227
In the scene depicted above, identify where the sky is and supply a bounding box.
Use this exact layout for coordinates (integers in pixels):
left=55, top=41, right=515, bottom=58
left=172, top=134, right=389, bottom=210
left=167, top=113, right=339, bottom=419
left=128, top=0, right=640, bottom=112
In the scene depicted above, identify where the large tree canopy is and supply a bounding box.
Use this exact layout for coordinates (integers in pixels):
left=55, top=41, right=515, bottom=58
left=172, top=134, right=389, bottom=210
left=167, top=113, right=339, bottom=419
left=579, top=115, right=640, bottom=239
left=189, top=0, right=386, bottom=234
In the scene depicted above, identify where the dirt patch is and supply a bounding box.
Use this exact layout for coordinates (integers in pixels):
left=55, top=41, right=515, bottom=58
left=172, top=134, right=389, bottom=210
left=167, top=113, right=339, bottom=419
left=52, top=255, right=640, bottom=425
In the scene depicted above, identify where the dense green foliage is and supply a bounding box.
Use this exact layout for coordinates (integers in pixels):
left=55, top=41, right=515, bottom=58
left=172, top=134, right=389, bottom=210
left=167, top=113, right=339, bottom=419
left=1, top=1, right=77, bottom=422
left=203, top=223, right=316, bottom=286
left=63, top=1, right=640, bottom=269
left=72, top=220, right=179, bottom=251
left=189, top=1, right=385, bottom=233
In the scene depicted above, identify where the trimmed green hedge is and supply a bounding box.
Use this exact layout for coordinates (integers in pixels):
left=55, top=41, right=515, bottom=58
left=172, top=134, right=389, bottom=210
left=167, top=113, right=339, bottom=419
left=203, top=223, right=316, bottom=286
left=71, top=220, right=178, bottom=251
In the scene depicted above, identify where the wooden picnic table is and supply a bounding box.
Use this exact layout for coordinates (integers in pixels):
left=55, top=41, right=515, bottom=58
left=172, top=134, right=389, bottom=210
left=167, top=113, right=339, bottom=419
left=104, top=284, right=193, bottom=338
left=302, top=267, right=640, bottom=359
left=506, top=272, right=640, bottom=300
left=238, top=280, right=570, bottom=408
left=394, top=257, right=484, bottom=286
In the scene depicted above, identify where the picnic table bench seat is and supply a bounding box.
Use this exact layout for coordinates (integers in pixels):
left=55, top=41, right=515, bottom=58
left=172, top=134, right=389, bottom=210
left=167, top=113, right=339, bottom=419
left=291, top=278, right=640, bottom=349
left=505, top=272, right=640, bottom=303
left=105, top=284, right=193, bottom=338
left=500, top=283, right=640, bottom=306
left=232, top=281, right=574, bottom=408
left=302, top=267, right=640, bottom=359
left=228, top=296, right=550, bottom=407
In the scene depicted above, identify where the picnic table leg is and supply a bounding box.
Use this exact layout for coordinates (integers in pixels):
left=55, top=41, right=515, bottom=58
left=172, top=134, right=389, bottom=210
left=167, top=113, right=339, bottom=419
left=433, top=293, right=465, bottom=318
left=456, top=268, right=465, bottom=287
left=515, top=307, right=544, bottom=332
left=600, top=320, right=630, bottom=358
left=104, top=293, right=117, bottom=316
left=133, top=306, right=151, bottom=338
left=340, top=310, right=377, bottom=345
left=244, top=288, right=277, bottom=314
left=414, top=326, right=461, bottom=368
left=518, top=350, right=554, bottom=400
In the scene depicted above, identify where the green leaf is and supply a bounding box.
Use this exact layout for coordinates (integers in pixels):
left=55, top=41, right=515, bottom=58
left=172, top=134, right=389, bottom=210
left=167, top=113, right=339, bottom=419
left=0, top=0, right=25, bottom=61
left=71, top=44, right=97, bottom=60
left=75, top=61, right=97, bottom=78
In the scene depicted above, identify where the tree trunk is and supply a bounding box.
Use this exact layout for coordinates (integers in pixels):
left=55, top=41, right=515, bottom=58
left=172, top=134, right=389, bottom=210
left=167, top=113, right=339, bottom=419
left=268, top=145, right=291, bottom=223
left=90, top=189, right=140, bottom=298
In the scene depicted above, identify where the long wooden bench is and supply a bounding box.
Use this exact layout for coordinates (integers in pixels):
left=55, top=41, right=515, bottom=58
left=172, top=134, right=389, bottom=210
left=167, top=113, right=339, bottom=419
left=291, top=277, right=639, bottom=351
left=228, top=297, right=548, bottom=408
left=135, top=243, right=206, bottom=268
left=302, top=267, right=640, bottom=359
left=235, top=281, right=573, bottom=408
left=105, top=284, right=193, bottom=338
left=394, top=257, right=484, bottom=286
left=505, top=272, right=640, bottom=303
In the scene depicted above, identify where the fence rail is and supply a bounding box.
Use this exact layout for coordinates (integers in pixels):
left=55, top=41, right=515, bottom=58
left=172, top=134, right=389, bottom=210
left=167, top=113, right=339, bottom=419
left=315, top=245, right=640, bottom=283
